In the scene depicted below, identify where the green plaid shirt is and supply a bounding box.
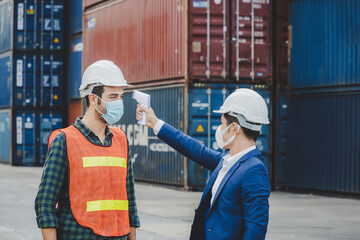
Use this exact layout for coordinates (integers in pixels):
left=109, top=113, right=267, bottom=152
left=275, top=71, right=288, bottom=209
left=35, top=118, right=140, bottom=240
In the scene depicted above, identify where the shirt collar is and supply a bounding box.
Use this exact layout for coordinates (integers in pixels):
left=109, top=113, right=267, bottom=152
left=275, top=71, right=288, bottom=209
left=74, top=117, right=113, bottom=138
left=223, top=145, right=257, bottom=167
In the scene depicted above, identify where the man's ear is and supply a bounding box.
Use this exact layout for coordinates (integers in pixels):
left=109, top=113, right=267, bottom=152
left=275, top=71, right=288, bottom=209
left=88, top=94, right=97, bottom=106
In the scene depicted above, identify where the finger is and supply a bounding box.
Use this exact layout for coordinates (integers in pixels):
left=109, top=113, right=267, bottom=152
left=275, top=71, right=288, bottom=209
left=140, top=106, right=150, bottom=112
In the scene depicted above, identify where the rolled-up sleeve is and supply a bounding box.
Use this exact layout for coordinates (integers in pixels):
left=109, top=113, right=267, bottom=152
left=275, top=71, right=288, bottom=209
left=34, top=133, right=67, bottom=228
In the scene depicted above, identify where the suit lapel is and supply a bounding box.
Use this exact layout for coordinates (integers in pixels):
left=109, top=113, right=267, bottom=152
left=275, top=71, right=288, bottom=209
left=199, top=158, right=224, bottom=203
left=207, top=148, right=261, bottom=215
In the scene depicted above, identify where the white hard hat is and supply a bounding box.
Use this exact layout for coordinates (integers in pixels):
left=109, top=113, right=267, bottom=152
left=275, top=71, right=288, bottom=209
left=79, top=60, right=132, bottom=97
left=214, top=88, right=270, bottom=131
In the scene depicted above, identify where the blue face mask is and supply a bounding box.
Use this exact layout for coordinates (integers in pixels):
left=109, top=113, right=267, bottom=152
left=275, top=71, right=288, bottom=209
left=95, top=96, right=124, bottom=124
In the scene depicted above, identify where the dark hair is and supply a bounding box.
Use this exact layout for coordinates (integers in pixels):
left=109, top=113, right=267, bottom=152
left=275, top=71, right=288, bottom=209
left=85, top=86, right=105, bottom=107
left=223, top=113, right=260, bottom=141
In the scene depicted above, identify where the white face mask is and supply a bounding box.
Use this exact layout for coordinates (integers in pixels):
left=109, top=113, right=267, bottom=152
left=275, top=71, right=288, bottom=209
left=215, top=123, right=240, bottom=149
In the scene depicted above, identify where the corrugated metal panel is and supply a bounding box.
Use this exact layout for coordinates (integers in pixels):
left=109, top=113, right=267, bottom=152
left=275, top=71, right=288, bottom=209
left=116, top=83, right=271, bottom=188
left=0, top=0, right=12, bottom=53
left=278, top=91, right=288, bottom=184
left=13, top=54, right=37, bottom=107
left=39, top=111, right=62, bottom=165
left=230, top=0, right=272, bottom=80
left=39, top=54, right=63, bottom=107
left=13, top=111, right=36, bottom=166
left=69, top=35, right=82, bottom=99
left=1, top=0, right=64, bottom=51
left=0, top=52, right=12, bottom=108
left=289, top=0, right=360, bottom=89
left=14, top=0, right=38, bottom=50
left=188, top=86, right=228, bottom=187
left=39, top=0, right=64, bottom=50
left=83, top=0, right=187, bottom=84
left=71, top=0, right=83, bottom=34
left=10, top=53, right=63, bottom=107
left=286, top=92, right=360, bottom=193
left=0, top=109, right=11, bottom=163
left=83, top=0, right=107, bottom=9
left=69, top=99, right=83, bottom=125
left=12, top=110, right=62, bottom=166
left=114, top=85, right=185, bottom=185
left=188, top=0, right=230, bottom=79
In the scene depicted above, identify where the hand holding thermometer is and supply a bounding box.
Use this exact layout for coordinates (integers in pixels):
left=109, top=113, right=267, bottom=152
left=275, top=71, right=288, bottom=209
left=132, top=90, right=151, bottom=125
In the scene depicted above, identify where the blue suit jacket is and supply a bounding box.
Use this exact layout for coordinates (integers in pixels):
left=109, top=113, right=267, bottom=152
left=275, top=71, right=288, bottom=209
left=157, top=123, right=270, bottom=240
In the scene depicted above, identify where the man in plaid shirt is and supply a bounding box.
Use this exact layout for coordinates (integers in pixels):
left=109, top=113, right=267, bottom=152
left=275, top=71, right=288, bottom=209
left=35, top=60, right=140, bottom=240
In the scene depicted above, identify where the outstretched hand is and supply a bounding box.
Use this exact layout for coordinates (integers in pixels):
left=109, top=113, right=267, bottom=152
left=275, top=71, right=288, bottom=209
left=136, top=104, right=159, bottom=128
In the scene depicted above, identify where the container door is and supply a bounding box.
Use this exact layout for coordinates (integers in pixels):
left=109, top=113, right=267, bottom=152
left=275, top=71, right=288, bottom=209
left=188, top=85, right=228, bottom=188
left=13, top=54, right=37, bottom=107
left=0, top=110, right=11, bottom=163
left=69, top=36, right=83, bottom=99
left=278, top=91, right=287, bottom=184
left=39, top=0, right=63, bottom=50
left=39, top=111, right=62, bottom=165
left=188, top=0, right=230, bottom=79
left=14, top=0, right=38, bottom=49
left=71, top=0, right=83, bottom=35
left=14, top=111, right=36, bottom=166
left=0, top=0, right=12, bottom=53
left=0, top=52, right=12, bottom=108
left=253, top=88, right=271, bottom=171
left=231, top=0, right=271, bottom=81
left=40, top=54, right=63, bottom=107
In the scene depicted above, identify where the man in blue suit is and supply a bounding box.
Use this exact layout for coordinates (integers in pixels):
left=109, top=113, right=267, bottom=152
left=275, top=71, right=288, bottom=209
left=136, top=88, right=270, bottom=240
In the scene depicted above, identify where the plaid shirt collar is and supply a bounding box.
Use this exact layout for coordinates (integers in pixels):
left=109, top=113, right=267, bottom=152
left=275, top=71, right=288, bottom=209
left=74, top=117, right=113, bottom=139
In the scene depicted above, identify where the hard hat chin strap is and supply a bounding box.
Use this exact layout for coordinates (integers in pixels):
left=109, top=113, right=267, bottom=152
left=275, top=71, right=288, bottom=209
left=228, top=112, right=262, bottom=132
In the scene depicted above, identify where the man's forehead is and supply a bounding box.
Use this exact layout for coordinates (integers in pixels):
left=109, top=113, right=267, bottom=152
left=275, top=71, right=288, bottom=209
left=103, top=86, right=124, bottom=94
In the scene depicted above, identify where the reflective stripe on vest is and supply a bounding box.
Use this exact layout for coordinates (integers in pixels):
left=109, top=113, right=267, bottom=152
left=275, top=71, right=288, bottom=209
left=52, top=125, right=130, bottom=237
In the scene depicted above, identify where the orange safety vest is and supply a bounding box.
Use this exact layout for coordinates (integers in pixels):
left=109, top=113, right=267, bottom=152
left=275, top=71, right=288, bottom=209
left=48, top=126, right=130, bottom=237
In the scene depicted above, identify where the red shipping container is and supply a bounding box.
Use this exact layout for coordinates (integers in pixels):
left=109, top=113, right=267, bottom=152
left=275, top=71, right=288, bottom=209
left=230, top=0, right=271, bottom=80
left=83, top=0, right=187, bottom=84
left=83, top=0, right=272, bottom=85
left=83, top=0, right=108, bottom=9
left=68, top=99, right=83, bottom=125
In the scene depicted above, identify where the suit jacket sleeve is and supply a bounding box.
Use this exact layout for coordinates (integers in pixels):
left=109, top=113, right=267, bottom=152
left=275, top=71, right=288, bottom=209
left=241, top=161, right=270, bottom=240
left=157, top=123, right=222, bottom=171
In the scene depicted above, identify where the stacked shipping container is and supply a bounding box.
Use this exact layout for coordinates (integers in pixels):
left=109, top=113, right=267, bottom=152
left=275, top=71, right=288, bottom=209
left=79, top=0, right=273, bottom=189
left=284, top=0, right=360, bottom=194
left=68, top=0, right=84, bottom=124
left=0, top=0, right=66, bottom=165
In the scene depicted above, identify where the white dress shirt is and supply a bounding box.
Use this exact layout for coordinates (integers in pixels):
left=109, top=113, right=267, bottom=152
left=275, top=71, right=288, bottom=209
left=210, top=145, right=256, bottom=205
left=153, top=119, right=256, bottom=205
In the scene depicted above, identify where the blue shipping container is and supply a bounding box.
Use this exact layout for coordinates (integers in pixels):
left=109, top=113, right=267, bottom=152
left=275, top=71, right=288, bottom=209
left=0, top=52, right=12, bottom=108
left=286, top=92, right=360, bottom=193
left=39, top=111, right=62, bottom=165
left=277, top=91, right=288, bottom=184
left=289, top=0, right=360, bottom=89
left=0, top=109, right=11, bottom=163
left=14, top=111, right=36, bottom=166
left=13, top=110, right=63, bottom=166
left=115, top=86, right=185, bottom=186
left=0, top=0, right=63, bottom=51
left=39, top=0, right=64, bottom=50
left=71, top=0, right=83, bottom=34
left=116, top=84, right=271, bottom=189
left=69, top=35, right=83, bottom=99
left=0, top=53, right=64, bottom=107
left=0, top=0, right=12, bottom=53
